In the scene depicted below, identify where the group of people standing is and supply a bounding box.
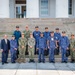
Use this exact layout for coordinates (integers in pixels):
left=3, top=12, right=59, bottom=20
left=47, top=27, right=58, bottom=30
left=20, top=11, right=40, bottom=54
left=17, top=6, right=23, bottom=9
left=1, top=25, right=75, bottom=65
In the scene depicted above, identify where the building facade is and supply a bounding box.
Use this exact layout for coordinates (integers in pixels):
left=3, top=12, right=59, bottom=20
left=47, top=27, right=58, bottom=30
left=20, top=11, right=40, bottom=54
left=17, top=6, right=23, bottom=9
left=0, top=0, right=75, bottom=18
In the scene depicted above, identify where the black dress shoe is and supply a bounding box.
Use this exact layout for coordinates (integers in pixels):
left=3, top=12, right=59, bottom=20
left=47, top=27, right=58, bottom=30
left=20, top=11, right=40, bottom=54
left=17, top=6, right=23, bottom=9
left=52, top=61, right=55, bottom=63
left=64, top=61, right=67, bottom=63
left=2, top=63, right=4, bottom=65
left=5, top=62, right=8, bottom=64
left=32, top=60, right=35, bottom=63
left=71, top=59, right=74, bottom=63
left=42, top=61, right=45, bottom=63
left=12, top=62, right=16, bottom=63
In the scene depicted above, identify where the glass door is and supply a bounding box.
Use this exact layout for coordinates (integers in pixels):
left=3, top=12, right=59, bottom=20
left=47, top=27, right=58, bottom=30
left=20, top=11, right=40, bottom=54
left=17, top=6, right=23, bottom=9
left=16, top=6, right=21, bottom=18
left=15, top=4, right=26, bottom=18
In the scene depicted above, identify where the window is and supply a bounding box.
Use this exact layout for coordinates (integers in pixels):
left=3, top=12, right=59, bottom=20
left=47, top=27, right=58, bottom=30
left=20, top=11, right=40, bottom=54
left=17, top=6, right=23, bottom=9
left=40, top=0, right=49, bottom=17
left=68, top=0, right=72, bottom=15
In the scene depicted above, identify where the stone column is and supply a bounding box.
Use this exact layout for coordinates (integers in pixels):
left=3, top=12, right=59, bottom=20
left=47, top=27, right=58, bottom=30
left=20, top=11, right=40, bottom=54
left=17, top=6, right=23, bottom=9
left=26, top=0, right=39, bottom=18
left=0, top=0, right=10, bottom=18
left=56, top=0, right=68, bottom=18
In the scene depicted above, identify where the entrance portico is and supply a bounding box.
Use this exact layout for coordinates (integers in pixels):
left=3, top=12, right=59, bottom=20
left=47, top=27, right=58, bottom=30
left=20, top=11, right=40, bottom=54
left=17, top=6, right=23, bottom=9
left=0, top=0, right=75, bottom=18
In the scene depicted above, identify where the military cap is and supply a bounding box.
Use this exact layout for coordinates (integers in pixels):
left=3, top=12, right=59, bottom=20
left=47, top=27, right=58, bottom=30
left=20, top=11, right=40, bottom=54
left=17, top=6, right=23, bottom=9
left=56, top=28, right=59, bottom=30
left=62, top=31, right=66, bottom=33
left=45, top=27, right=48, bottom=29
left=50, top=31, right=54, bottom=33
left=35, top=26, right=39, bottom=28
left=30, top=33, right=33, bottom=35
left=16, top=26, right=19, bottom=28
left=21, top=33, right=24, bottom=35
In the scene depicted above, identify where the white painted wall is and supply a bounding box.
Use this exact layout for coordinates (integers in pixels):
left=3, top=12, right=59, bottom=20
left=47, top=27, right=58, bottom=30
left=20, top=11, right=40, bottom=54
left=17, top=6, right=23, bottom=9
left=0, top=0, right=9, bottom=18
left=56, top=0, right=69, bottom=18
left=9, top=0, right=15, bottom=18
left=26, top=0, right=39, bottom=18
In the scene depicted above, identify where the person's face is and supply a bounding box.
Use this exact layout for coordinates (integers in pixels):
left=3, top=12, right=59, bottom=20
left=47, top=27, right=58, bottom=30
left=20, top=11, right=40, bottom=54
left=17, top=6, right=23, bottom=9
left=71, top=35, right=74, bottom=39
left=56, top=30, right=59, bottom=33
left=22, top=34, right=24, bottom=38
left=51, top=33, right=54, bottom=37
left=25, top=26, right=29, bottom=30
left=30, top=34, right=33, bottom=37
left=4, top=35, right=8, bottom=39
left=62, top=33, right=66, bottom=36
left=45, top=29, right=48, bottom=32
left=16, top=28, right=19, bottom=31
left=12, top=37, right=15, bottom=40
left=35, top=28, right=39, bottom=31
left=40, top=33, right=43, bottom=37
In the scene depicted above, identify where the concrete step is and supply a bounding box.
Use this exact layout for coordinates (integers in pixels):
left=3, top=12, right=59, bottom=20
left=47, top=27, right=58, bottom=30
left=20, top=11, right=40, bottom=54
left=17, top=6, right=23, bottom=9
left=0, top=58, right=71, bottom=62
left=0, top=52, right=69, bottom=58
left=0, top=18, right=75, bottom=37
left=0, top=52, right=71, bottom=62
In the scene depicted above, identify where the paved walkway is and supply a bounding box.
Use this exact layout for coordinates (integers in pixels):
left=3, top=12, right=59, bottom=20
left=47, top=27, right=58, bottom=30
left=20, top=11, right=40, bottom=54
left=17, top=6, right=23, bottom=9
left=0, top=62, right=75, bottom=75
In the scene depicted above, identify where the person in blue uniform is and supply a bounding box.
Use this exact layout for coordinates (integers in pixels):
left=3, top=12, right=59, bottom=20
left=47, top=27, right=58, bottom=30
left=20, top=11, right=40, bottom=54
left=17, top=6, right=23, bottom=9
left=43, top=27, right=50, bottom=56
left=13, top=26, right=21, bottom=58
left=60, top=31, right=69, bottom=63
left=1, top=34, right=10, bottom=65
left=10, top=35, right=18, bottom=63
left=37, top=32, right=46, bottom=63
left=44, top=27, right=50, bottom=39
left=13, top=26, right=21, bottom=45
left=47, top=31, right=57, bottom=63
left=33, top=26, right=41, bottom=54
left=54, top=28, right=61, bottom=55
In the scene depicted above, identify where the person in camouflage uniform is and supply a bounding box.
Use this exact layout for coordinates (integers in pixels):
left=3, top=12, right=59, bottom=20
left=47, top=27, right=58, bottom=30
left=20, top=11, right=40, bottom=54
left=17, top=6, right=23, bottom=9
left=23, top=25, right=31, bottom=55
left=28, top=33, right=35, bottom=63
left=17, top=33, right=27, bottom=63
left=70, top=34, right=75, bottom=63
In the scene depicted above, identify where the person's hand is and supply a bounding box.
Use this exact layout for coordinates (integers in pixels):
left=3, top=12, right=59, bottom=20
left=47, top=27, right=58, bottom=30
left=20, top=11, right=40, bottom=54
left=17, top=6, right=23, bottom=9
left=67, top=47, right=69, bottom=50
left=48, top=46, right=50, bottom=49
left=1, top=49, right=3, bottom=52
left=30, top=46, right=33, bottom=48
left=14, top=48, right=17, bottom=50
left=22, top=46, right=24, bottom=49
left=73, top=48, right=75, bottom=51
left=56, top=45, right=58, bottom=48
left=36, top=48, right=39, bottom=50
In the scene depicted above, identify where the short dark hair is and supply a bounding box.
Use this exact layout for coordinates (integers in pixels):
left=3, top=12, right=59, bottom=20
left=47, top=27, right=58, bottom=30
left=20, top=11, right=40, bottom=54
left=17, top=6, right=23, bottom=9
left=16, top=26, right=19, bottom=28
left=35, top=26, right=39, bottom=28
left=45, top=27, right=48, bottom=29
left=62, top=31, right=66, bottom=33
left=50, top=31, right=54, bottom=33
left=56, top=28, right=59, bottom=30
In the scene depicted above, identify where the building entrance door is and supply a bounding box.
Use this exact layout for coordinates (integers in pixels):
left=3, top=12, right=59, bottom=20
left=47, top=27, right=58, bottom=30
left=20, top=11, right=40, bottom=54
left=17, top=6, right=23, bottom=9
left=15, top=4, right=26, bottom=18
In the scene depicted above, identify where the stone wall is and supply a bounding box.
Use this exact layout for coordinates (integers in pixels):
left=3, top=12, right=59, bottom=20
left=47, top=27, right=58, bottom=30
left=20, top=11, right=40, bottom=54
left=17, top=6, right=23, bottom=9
left=0, top=18, right=75, bottom=37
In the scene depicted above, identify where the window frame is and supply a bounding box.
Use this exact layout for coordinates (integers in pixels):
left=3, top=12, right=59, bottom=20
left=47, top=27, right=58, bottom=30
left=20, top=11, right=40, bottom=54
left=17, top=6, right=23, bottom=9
left=39, top=0, right=50, bottom=17
left=68, top=0, right=73, bottom=16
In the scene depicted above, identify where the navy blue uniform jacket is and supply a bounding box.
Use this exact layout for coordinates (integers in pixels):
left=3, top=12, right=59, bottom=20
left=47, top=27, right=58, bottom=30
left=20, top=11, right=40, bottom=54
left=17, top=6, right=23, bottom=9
left=1, top=39, right=10, bottom=52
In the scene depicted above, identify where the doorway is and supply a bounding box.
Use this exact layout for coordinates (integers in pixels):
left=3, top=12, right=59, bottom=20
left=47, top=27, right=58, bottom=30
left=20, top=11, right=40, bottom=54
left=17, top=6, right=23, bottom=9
left=15, top=0, right=26, bottom=18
